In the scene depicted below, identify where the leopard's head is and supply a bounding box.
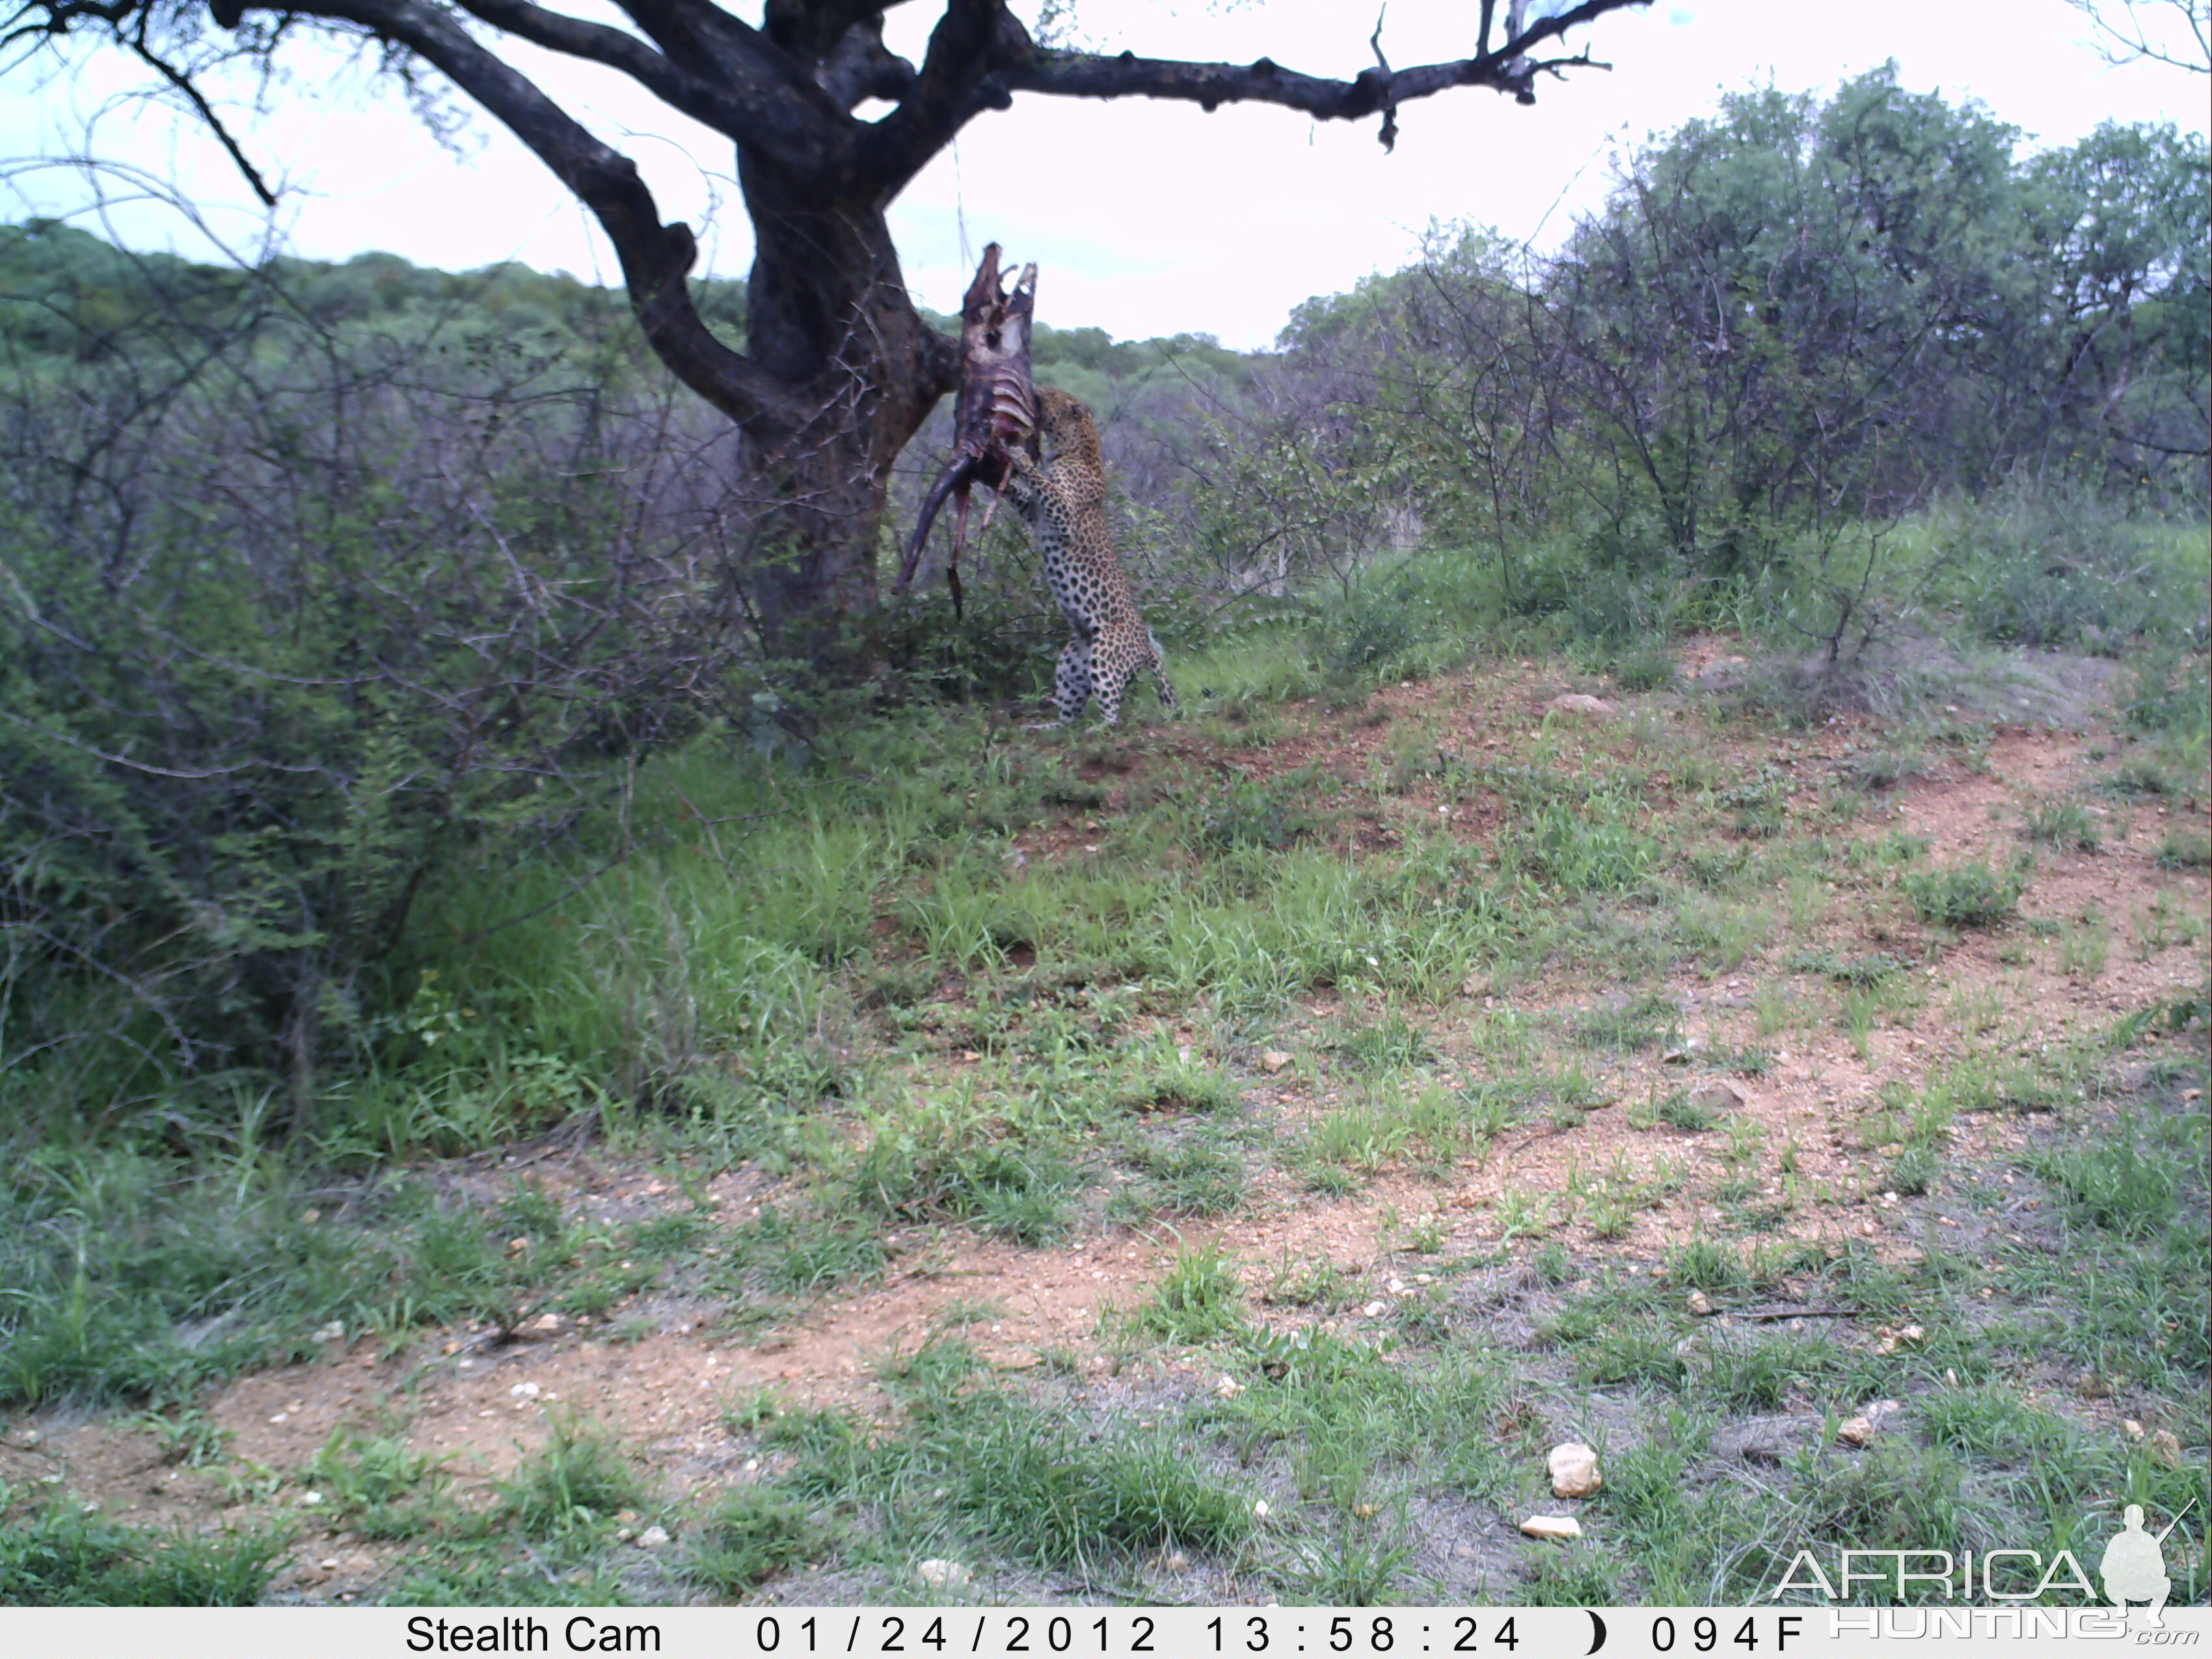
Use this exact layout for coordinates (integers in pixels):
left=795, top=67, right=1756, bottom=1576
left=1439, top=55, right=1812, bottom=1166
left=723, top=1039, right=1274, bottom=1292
left=1034, top=386, right=1103, bottom=474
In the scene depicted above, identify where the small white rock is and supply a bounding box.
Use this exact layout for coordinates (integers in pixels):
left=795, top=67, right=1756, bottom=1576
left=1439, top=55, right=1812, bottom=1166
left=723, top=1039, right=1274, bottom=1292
left=917, top=1559, right=972, bottom=1589
left=510, top=1382, right=541, bottom=1400
left=1362, top=1301, right=1388, bottom=1318
left=1686, top=1289, right=1715, bottom=1316
left=636, top=1525, right=671, bottom=1550
left=1214, top=1375, right=1245, bottom=1399
left=1260, top=1051, right=1292, bottom=1073
left=301, top=1490, right=324, bottom=1505
left=1837, top=1416, right=1875, bottom=1448
left=1253, top=1500, right=1269, bottom=1518
left=1520, top=1515, right=1583, bottom=1541
left=313, top=1321, right=346, bottom=1343
left=1548, top=1442, right=1603, bottom=1499
left=1544, top=694, right=1617, bottom=722
left=1689, top=1081, right=1744, bottom=1114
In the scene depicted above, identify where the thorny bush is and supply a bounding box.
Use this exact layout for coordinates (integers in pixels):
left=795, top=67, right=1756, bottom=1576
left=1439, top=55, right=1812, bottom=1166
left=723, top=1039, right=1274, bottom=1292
left=0, top=225, right=764, bottom=1123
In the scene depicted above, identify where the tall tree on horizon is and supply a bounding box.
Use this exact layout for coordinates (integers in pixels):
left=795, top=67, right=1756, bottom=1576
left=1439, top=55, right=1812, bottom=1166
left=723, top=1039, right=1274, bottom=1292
left=2, top=0, right=1649, bottom=673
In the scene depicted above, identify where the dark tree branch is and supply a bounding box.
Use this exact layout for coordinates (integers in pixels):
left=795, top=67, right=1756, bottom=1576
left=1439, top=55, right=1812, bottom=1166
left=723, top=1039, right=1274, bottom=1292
left=125, top=33, right=276, bottom=205
left=1368, top=6, right=1397, bottom=152
left=815, top=12, right=917, bottom=111
left=854, top=0, right=1010, bottom=190
left=1, top=0, right=133, bottom=56
left=2066, top=0, right=2210, bottom=72
left=985, top=0, right=1639, bottom=150
left=764, top=0, right=896, bottom=61
left=607, top=0, right=853, bottom=138
left=448, top=0, right=831, bottom=169
left=313, top=0, right=796, bottom=425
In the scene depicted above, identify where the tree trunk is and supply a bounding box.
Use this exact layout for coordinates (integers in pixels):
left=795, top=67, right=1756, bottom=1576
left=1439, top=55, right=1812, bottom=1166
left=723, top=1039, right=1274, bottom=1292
left=735, top=157, right=958, bottom=678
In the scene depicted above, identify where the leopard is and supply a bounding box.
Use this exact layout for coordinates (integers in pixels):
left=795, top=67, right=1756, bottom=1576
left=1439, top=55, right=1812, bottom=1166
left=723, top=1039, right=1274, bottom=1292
left=997, top=386, right=1178, bottom=727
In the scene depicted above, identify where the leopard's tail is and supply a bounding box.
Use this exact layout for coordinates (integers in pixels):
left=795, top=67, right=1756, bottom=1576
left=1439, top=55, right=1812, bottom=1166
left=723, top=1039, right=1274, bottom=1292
left=1146, top=628, right=1180, bottom=713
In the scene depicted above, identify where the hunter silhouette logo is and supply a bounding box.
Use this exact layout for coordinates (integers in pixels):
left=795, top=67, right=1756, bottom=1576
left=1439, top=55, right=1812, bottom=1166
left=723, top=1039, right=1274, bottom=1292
left=2101, top=1501, right=2189, bottom=1628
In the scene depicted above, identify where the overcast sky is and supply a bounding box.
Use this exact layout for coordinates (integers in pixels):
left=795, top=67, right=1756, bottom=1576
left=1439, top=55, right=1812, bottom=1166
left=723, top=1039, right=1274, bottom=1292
left=5, top=1, right=2206, bottom=349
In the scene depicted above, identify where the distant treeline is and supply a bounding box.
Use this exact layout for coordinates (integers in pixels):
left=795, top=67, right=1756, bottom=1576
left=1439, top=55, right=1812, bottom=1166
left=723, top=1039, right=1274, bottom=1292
left=1200, top=65, right=2209, bottom=599
left=0, top=219, right=1253, bottom=390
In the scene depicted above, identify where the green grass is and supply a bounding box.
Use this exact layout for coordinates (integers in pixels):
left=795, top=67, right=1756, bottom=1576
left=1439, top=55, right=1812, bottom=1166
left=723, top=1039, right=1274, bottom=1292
left=682, top=1488, right=824, bottom=1597
left=2155, top=831, right=2211, bottom=870
left=0, top=1159, right=604, bottom=1409
left=765, top=1344, right=1256, bottom=1578
left=1129, top=1243, right=1248, bottom=1345
left=0, top=1505, right=291, bottom=1605
left=2019, top=1113, right=2187, bottom=1239
left=946, top=1399, right=1254, bottom=1571
left=1576, top=993, right=1681, bottom=1053
left=495, top=1416, right=652, bottom=1540
left=1611, top=643, right=1678, bottom=694
left=304, top=1427, right=452, bottom=1540
left=1902, top=860, right=2028, bottom=928
left=1330, top=1009, right=1435, bottom=1072
left=1115, top=1138, right=1248, bottom=1218
left=2023, top=800, right=2103, bottom=852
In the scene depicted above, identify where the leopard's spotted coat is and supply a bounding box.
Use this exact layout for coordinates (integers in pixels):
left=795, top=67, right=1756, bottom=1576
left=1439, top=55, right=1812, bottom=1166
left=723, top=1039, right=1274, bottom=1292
left=1001, top=387, right=1177, bottom=726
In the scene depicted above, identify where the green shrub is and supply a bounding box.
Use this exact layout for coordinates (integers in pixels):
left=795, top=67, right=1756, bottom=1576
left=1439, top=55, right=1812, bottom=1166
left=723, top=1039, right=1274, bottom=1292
left=1903, top=861, right=2027, bottom=928
left=684, top=1488, right=822, bottom=1595
left=2155, top=833, right=2212, bottom=870
left=0, top=286, right=739, bottom=1124
left=1133, top=1243, right=1248, bottom=1345
left=1200, top=777, right=1325, bottom=850
left=1611, top=642, right=1679, bottom=692
left=0, top=1505, right=290, bottom=1604
left=1507, top=803, right=1658, bottom=892
left=495, top=1416, right=650, bottom=1539
left=947, top=1398, right=1253, bottom=1570
left=2022, top=802, right=2101, bottom=852
left=1946, top=487, right=2200, bottom=651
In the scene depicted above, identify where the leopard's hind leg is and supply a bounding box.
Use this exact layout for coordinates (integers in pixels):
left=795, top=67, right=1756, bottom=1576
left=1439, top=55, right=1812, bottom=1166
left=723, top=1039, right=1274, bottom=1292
left=1053, top=635, right=1094, bottom=725
left=1095, top=647, right=1135, bottom=726
left=1098, top=630, right=1172, bottom=726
